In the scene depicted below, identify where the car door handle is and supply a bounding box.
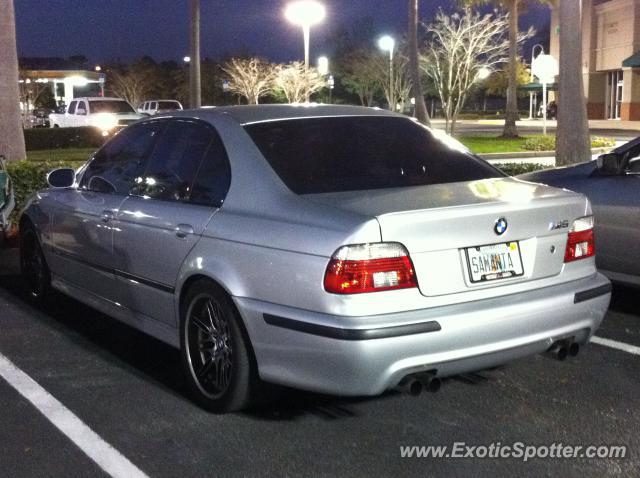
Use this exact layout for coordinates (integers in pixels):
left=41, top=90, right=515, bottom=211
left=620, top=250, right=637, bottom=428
left=101, top=210, right=115, bottom=223
left=175, top=224, right=194, bottom=238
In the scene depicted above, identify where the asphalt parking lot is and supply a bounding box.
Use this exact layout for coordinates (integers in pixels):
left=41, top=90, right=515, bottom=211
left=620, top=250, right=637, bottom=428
left=0, top=247, right=638, bottom=477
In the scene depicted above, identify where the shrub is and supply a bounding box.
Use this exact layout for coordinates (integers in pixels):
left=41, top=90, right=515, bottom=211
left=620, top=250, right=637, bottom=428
left=591, top=136, right=616, bottom=148
left=522, top=135, right=556, bottom=151
left=494, top=162, right=548, bottom=176
left=522, top=135, right=616, bottom=152
left=24, top=127, right=106, bottom=151
left=6, top=160, right=85, bottom=223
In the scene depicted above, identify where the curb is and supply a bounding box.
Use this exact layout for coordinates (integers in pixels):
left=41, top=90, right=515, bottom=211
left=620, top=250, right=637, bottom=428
left=478, top=146, right=613, bottom=161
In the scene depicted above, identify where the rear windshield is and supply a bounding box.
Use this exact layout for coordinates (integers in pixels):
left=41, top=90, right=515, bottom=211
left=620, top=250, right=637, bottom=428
left=244, top=116, right=503, bottom=194
left=158, top=101, right=181, bottom=110
left=89, top=100, right=135, bottom=114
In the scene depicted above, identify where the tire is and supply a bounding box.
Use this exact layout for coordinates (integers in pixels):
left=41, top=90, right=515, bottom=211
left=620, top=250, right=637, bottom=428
left=19, top=223, right=51, bottom=303
left=180, top=280, right=255, bottom=412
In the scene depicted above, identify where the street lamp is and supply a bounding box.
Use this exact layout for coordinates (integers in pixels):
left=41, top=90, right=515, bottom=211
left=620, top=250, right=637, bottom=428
left=478, top=66, right=492, bottom=81
left=378, top=35, right=395, bottom=111
left=529, top=44, right=544, bottom=119
left=317, top=56, right=329, bottom=76
left=285, top=1, right=326, bottom=70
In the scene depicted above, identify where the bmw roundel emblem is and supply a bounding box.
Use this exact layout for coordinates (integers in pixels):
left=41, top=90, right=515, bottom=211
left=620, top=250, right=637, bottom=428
left=494, top=217, right=508, bottom=236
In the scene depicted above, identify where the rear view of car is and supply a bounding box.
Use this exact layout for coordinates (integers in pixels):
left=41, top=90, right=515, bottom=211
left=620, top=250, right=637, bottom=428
left=20, top=106, right=611, bottom=413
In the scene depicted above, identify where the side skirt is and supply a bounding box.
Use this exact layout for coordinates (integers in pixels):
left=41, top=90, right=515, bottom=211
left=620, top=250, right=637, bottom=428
left=51, top=274, right=180, bottom=348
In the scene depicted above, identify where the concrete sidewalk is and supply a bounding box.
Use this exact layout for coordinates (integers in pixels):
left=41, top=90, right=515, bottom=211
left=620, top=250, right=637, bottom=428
left=429, top=117, right=640, bottom=132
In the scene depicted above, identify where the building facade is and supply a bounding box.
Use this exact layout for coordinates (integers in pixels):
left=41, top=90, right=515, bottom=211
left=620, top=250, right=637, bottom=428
left=550, top=0, right=640, bottom=120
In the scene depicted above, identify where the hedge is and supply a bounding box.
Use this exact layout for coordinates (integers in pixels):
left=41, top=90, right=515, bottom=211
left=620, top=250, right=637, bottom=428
left=24, top=127, right=106, bottom=151
left=522, top=135, right=616, bottom=152
left=494, top=162, right=548, bottom=176
left=6, top=160, right=85, bottom=224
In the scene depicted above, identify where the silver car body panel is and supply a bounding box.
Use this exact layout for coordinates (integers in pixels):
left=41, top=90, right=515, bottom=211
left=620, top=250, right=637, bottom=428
left=520, top=159, right=640, bottom=286
left=23, top=105, right=611, bottom=396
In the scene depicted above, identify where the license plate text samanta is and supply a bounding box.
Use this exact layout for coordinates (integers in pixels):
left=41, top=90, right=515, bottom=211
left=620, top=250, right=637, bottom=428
left=465, top=242, right=524, bottom=283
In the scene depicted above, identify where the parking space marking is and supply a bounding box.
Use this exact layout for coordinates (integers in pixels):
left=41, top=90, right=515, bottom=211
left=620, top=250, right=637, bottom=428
left=592, top=336, right=640, bottom=356
left=0, top=352, right=149, bottom=478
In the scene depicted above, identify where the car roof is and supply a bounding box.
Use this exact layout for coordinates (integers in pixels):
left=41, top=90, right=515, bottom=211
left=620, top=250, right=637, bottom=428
left=80, top=97, right=129, bottom=102
left=174, top=104, right=402, bottom=125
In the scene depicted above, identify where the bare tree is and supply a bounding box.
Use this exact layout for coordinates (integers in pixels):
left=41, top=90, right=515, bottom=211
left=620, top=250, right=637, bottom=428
left=18, top=72, right=50, bottom=121
left=107, top=65, right=154, bottom=108
left=0, top=0, right=26, bottom=161
left=221, top=58, right=276, bottom=105
left=274, top=62, right=326, bottom=103
left=421, top=8, right=530, bottom=135
left=555, top=0, right=590, bottom=165
left=409, top=0, right=430, bottom=125
left=376, top=53, right=413, bottom=113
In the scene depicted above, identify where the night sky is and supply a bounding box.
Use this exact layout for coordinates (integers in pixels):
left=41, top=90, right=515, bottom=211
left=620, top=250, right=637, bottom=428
left=15, top=0, right=550, bottom=64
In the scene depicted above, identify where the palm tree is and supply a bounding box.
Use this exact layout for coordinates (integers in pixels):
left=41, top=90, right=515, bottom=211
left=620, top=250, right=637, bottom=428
left=555, top=0, right=590, bottom=165
left=502, top=0, right=519, bottom=138
left=189, top=0, right=201, bottom=108
left=0, top=0, right=26, bottom=161
left=408, top=0, right=430, bottom=125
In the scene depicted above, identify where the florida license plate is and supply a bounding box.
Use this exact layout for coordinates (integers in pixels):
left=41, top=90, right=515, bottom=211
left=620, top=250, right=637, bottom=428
left=465, top=242, right=524, bottom=283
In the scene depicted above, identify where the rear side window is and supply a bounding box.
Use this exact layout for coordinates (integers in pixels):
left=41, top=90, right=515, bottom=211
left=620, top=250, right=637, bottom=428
left=244, top=117, right=503, bottom=194
left=132, top=119, right=214, bottom=202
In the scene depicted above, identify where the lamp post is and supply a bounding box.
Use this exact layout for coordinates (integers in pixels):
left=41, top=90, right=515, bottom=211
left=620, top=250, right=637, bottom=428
left=285, top=1, right=326, bottom=102
left=531, top=53, right=559, bottom=135
left=529, top=44, right=544, bottom=119
left=378, top=35, right=395, bottom=111
left=317, top=56, right=333, bottom=103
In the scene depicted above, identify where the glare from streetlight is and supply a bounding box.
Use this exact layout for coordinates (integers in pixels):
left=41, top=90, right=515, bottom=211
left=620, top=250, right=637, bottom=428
left=378, top=35, right=395, bottom=53
left=183, top=56, right=191, bottom=63
left=478, top=67, right=492, bottom=81
left=317, top=56, right=329, bottom=75
left=94, top=65, right=101, bottom=72
left=285, top=1, right=326, bottom=27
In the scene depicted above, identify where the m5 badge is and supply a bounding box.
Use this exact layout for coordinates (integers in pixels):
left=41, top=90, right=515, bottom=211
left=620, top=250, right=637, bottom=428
left=549, top=219, right=569, bottom=231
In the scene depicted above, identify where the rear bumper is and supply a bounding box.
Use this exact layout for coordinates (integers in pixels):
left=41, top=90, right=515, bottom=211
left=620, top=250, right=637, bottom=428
left=234, top=273, right=611, bottom=396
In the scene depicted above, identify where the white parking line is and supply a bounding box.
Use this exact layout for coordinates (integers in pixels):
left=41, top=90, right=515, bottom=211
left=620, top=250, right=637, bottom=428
left=0, top=352, right=148, bottom=478
left=592, top=336, right=640, bottom=356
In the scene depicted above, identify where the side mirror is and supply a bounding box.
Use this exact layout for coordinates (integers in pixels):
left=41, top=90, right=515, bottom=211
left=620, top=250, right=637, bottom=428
left=596, top=153, right=621, bottom=175
left=47, top=168, right=76, bottom=188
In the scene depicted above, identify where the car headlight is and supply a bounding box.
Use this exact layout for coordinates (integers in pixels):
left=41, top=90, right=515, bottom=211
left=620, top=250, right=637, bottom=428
left=92, top=113, right=118, bottom=131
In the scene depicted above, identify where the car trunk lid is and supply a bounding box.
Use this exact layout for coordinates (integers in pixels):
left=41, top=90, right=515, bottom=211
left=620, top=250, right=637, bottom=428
left=305, top=178, right=589, bottom=296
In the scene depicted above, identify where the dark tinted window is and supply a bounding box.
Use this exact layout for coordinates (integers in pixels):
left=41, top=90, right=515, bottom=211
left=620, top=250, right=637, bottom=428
left=244, top=117, right=503, bottom=194
left=132, top=120, right=213, bottom=202
left=80, top=122, right=161, bottom=194
left=67, top=101, right=77, bottom=114
left=158, top=101, right=181, bottom=110
left=190, top=133, right=231, bottom=207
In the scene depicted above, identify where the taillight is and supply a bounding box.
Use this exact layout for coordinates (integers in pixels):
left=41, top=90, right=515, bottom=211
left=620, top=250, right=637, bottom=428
left=564, top=216, right=595, bottom=262
left=324, top=242, right=417, bottom=294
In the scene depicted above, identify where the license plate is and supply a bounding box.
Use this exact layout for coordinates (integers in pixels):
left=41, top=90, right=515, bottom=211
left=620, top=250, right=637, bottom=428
left=465, top=242, right=524, bottom=283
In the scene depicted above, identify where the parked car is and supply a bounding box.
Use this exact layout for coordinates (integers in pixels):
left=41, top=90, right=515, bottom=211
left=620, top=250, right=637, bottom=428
left=20, top=105, right=611, bottom=412
left=24, top=108, right=51, bottom=128
left=138, top=100, right=183, bottom=116
left=49, top=97, right=143, bottom=135
left=0, top=155, right=15, bottom=245
left=520, top=137, right=640, bottom=287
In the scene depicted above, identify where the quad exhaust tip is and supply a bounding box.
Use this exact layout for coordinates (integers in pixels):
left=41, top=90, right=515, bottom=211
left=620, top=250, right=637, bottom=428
left=395, top=372, right=441, bottom=396
left=546, top=339, right=580, bottom=361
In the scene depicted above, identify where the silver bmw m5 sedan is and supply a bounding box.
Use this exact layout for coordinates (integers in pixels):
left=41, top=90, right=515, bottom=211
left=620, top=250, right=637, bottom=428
left=20, top=105, right=611, bottom=412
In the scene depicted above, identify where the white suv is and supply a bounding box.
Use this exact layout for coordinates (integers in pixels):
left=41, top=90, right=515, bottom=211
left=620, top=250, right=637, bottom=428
left=138, top=100, right=183, bottom=116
